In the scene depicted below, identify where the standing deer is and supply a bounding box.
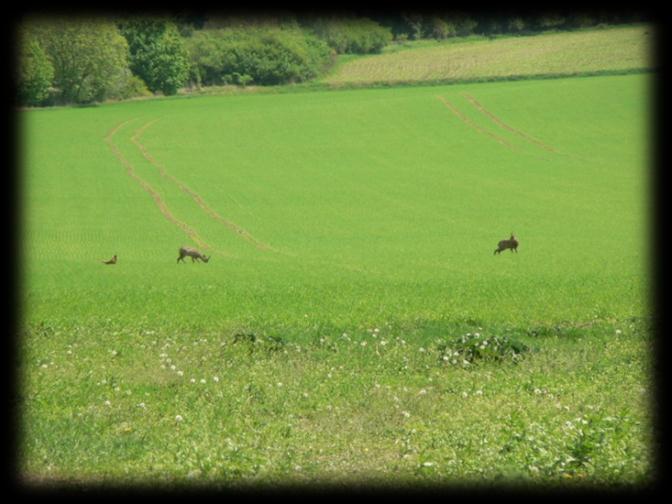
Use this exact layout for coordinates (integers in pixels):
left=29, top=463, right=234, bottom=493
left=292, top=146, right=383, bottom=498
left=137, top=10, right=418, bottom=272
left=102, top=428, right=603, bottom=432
left=494, top=234, right=519, bottom=255
left=177, top=246, right=210, bottom=263
left=102, top=255, right=117, bottom=265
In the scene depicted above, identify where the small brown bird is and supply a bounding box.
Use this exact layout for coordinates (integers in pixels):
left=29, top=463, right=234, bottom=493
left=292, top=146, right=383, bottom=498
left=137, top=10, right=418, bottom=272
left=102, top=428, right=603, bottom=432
left=102, top=255, right=117, bottom=265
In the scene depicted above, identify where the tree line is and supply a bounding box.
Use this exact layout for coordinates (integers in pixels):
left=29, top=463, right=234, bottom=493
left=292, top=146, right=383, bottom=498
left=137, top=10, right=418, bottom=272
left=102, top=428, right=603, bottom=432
left=16, top=12, right=646, bottom=107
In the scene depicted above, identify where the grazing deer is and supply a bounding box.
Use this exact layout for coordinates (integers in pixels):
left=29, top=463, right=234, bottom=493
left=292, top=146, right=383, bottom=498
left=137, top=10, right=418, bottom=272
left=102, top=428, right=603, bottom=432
left=494, top=234, right=519, bottom=255
left=177, top=246, right=210, bottom=263
left=102, top=255, right=117, bottom=265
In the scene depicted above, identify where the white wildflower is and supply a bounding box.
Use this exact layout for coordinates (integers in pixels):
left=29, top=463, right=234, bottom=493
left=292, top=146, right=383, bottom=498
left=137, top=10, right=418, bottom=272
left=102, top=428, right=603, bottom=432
left=175, top=415, right=184, bottom=422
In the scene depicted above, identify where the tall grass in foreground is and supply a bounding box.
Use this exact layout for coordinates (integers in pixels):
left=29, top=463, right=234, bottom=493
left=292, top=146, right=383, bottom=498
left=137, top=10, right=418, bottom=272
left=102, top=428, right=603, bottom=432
left=21, top=317, right=652, bottom=485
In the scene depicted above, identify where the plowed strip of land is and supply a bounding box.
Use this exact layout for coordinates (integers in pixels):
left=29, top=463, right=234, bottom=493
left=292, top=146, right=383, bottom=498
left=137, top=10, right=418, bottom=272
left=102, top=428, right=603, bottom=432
left=132, top=120, right=277, bottom=253
left=461, top=93, right=558, bottom=153
left=104, top=120, right=217, bottom=254
left=436, top=96, right=513, bottom=149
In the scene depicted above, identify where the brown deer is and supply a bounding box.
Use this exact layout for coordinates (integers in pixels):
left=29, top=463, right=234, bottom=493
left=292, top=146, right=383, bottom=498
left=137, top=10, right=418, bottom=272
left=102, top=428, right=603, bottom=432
left=177, top=246, right=210, bottom=263
left=494, top=234, right=519, bottom=255
left=102, top=255, right=117, bottom=265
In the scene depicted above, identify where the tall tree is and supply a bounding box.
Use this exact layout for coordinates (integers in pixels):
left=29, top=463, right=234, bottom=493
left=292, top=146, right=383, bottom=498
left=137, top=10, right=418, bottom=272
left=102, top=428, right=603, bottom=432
left=119, top=18, right=189, bottom=96
left=17, top=29, right=54, bottom=106
left=31, top=18, right=129, bottom=104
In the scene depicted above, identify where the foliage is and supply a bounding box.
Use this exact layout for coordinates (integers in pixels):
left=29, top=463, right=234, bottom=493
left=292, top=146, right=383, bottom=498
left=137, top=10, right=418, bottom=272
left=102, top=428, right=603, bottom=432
left=427, top=17, right=456, bottom=40
left=118, top=18, right=190, bottom=96
left=106, top=70, right=152, bottom=101
left=306, top=16, right=393, bottom=54
left=437, top=332, right=530, bottom=365
left=17, top=30, right=54, bottom=106
left=30, top=18, right=129, bottom=105
left=186, top=26, right=332, bottom=86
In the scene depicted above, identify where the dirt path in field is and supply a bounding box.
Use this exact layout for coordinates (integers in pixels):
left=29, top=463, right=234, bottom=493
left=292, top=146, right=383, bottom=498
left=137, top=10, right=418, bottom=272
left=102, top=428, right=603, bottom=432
left=437, top=96, right=514, bottom=150
left=132, top=120, right=277, bottom=253
left=105, top=119, right=225, bottom=256
left=461, top=93, right=559, bottom=153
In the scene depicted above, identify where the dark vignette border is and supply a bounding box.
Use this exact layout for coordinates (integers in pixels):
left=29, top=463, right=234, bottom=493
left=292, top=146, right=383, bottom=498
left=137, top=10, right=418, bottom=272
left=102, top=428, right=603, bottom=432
left=5, top=1, right=667, bottom=499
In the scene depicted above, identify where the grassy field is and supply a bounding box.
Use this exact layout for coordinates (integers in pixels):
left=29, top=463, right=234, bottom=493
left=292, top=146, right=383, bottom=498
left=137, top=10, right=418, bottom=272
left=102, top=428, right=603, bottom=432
left=20, top=70, right=652, bottom=486
left=322, top=25, right=652, bottom=86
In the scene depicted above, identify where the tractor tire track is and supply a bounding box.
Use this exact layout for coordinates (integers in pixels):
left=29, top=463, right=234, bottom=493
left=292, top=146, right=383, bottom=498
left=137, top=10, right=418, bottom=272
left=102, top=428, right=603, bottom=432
left=105, top=119, right=223, bottom=256
left=437, top=95, right=514, bottom=150
left=461, top=93, right=559, bottom=153
left=131, top=120, right=278, bottom=253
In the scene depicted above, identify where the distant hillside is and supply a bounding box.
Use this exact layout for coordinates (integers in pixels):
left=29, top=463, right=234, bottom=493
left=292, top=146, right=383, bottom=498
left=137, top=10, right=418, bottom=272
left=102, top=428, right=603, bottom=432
left=321, top=25, right=653, bottom=86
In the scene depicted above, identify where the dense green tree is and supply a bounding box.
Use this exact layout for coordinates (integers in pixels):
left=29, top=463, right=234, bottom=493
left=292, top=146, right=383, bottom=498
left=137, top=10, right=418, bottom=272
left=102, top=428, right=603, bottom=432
left=119, top=18, right=189, bottom=95
left=17, top=30, right=54, bottom=106
left=401, top=13, right=425, bottom=40
left=31, top=18, right=129, bottom=104
left=186, top=26, right=331, bottom=86
left=305, top=16, right=392, bottom=54
left=427, top=17, right=455, bottom=40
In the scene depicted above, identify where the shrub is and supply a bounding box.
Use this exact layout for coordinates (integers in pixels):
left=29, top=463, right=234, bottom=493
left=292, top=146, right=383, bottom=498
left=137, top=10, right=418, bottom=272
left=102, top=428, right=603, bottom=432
left=186, top=26, right=332, bottom=86
left=107, top=70, right=152, bottom=100
left=437, top=332, right=530, bottom=365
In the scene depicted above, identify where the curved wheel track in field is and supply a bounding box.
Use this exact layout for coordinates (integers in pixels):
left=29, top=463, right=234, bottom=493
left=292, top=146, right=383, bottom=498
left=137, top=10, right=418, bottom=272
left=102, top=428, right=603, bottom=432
left=132, top=120, right=278, bottom=253
left=461, top=93, right=559, bottom=153
left=105, top=119, right=225, bottom=256
left=436, top=95, right=513, bottom=150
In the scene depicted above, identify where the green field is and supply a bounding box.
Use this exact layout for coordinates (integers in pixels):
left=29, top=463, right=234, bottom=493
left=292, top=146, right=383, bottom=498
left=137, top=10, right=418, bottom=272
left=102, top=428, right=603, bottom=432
left=323, top=25, right=652, bottom=86
left=20, top=71, right=652, bottom=485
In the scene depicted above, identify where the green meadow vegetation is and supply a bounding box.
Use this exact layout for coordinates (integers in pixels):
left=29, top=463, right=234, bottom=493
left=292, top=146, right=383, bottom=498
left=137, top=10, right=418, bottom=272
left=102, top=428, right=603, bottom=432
left=20, top=24, right=652, bottom=487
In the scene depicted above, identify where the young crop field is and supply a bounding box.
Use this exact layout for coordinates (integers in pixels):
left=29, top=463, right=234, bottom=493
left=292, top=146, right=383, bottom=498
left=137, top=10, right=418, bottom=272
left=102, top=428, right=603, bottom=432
left=322, top=25, right=652, bottom=86
left=19, top=72, right=652, bottom=487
